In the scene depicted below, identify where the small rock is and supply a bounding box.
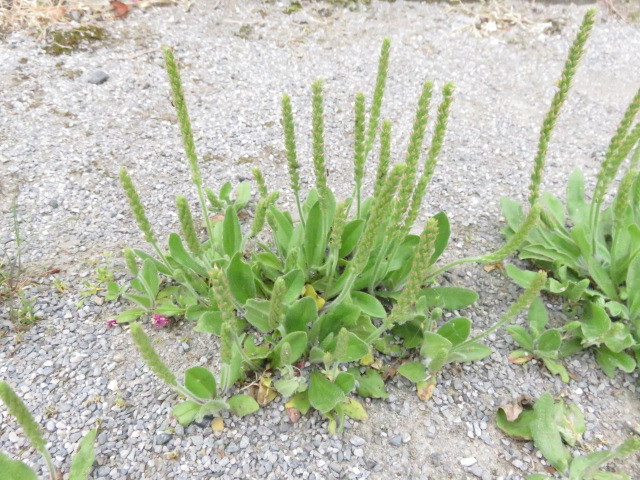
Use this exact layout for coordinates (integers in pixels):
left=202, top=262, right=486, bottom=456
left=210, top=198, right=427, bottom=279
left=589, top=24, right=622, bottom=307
left=460, top=457, right=477, bottom=467
left=86, top=70, right=109, bottom=85
left=350, top=435, right=366, bottom=446
left=154, top=433, right=171, bottom=445
left=389, top=435, right=403, bottom=447
left=48, top=199, right=59, bottom=208
left=469, top=465, right=484, bottom=478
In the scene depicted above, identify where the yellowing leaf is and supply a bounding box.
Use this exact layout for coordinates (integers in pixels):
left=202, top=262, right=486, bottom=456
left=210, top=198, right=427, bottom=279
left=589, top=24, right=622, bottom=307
left=257, top=376, right=277, bottom=406
left=417, top=378, right=436, bottom=401
left=360, top=352, right=374, bottom=366
left=342, top=398, right=368, bottom=421
left=303, top=284, right=326, bottom=310
left=211, top=417, right=224, bottom=432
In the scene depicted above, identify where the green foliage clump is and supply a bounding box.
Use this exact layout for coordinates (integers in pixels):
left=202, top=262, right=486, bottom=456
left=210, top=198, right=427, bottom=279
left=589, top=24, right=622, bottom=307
left=44, top=26, right=107, bottom=56
left=502, top=9, right=640, bottom=378
left=0, top=382, right=96, bottom=480
left=118, top=39, right=542, bottom=431
left=497, top=393, right=640, bottom=479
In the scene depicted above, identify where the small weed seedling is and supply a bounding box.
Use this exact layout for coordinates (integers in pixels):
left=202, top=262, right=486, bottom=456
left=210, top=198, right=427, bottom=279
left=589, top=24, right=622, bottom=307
left=0, top=382, right=96, bottom=480
left=497, top=393, right=640, bottom=479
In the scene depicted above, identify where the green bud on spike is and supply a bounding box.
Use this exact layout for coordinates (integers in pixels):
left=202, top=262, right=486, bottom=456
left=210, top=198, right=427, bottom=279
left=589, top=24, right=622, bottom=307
left=0, top=382, right=47, bottom=454
left=176, top=196, right=201, bottom=256
left=120, top=168, right=157, bottom=246
left=123, top=248, right=138, bottom=276
left=529, top=9, right=595, bottom=206
left=252, top=168, right=268, bottom=198
left=205, top=188, right=225, bottom=212
left=481, top=204, right=541, bottom=265
left=129, top=323, right=177, bottom=387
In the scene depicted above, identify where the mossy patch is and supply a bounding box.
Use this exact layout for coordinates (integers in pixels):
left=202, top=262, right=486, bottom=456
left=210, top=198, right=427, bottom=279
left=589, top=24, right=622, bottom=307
left=44, top=26, right=107, bottom=56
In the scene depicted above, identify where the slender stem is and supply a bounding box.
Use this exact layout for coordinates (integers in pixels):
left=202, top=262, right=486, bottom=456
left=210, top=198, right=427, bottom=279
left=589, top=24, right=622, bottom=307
left=328, top=273, right=356, bottom=311
left=426, top=256, right=482, bottom=280
left=42, top=450, right=57, bottom=480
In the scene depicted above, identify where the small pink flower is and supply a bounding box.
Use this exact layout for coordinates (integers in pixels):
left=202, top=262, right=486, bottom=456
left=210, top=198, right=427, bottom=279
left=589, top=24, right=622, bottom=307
left=106, top=319, right=117, bottom=327
left=152, top=314, right=170, bottom=327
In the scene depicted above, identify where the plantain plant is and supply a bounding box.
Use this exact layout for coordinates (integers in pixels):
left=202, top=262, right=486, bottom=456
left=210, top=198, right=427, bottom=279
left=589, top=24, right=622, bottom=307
left=0, top=382, right=96, bottom=480
left=118, top=39, right=542, bottom=432
left=497, top=393, right=640, bottom=480
left=501, top=9, right=640, bottom=378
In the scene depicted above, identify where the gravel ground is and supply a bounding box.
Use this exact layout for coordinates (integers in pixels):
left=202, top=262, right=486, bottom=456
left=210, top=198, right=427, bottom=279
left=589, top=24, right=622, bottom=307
left=1, top=1, right=639, bottom=479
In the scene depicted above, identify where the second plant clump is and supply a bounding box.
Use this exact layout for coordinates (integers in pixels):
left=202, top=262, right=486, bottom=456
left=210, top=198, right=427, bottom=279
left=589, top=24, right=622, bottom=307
left=118, top=37, right=543, bottom=432
left=502, top=8, right=640, bottom=380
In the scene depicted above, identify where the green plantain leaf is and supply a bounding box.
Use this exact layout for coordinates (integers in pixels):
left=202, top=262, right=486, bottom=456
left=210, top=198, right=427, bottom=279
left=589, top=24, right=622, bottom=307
left=626, top=254, right=640, bottom=321
left=496, top=408, right=535, bottom=440
left=566, top=168, right=588, bottom=225
left=501, top=197, right=526, bottom=231
left=595, top=346, right=636, bottom=378
left=271, top=332, right=308, bottom=368
left=347, top=368, right=388, bottom=398
left=530, top=394, right=571, bottom=473
left=184, top=366, right=217, bottom=399
left=226, top=253, right=256, bottom=304
left=244, top=299, right=272, bottom=332
left=308, top=372, right=345, bottom=414
left=0, top=452, right=38, bottom=480
left=228, top=395, right=259, bottom=417
left=222, top=206, right=242, bottom=257
left=304, top=202, right=325, bottom=268
left=417, top=287, right=478, bottom=310
left=350, top=291, right=387, bottom=318
left=339, top=219, right=365, bottom=258
left=430, top=212, right=450, bottom=265
left=536, top=329, right=562, bottom=352
left=528, top=298, right=548, bottom=337
left=569, top=438, right=640, bottom=480
left=172, top=401, right=200, bottom=426
left=507, top=325, right=534, bottom=350
left=505, top=264, right=539, bottom=288
left=437, top=317, right=471, bottom=345
left=397, top=361, right=427, bottom=383
left=284, top=296, right=317, bottom=333
left=69, top=429, right=97, bottom=480
left=421, top=332, right=452, bottom=372
left=168, top=234, right=207, bottom=276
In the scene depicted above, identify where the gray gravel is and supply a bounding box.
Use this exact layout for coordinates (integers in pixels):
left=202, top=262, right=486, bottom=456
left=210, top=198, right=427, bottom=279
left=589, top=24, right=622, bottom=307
left=1, top=1, right=640, bottom=479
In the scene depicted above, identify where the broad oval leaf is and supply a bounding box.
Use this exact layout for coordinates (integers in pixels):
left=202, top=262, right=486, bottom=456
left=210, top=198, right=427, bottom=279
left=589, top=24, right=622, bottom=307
left=284, top=296, right=317, bottom=333
left=350, top=291, right=387, bottom=318
left=531, top=394, right=572, bottom=473
left=507, top=325, right=534, bottom=351
left=271, top=332, right=308, bottom=368
left=172, top=400, right=200, bottom=426
left=397, top=361, right=427, bottom=383
left=419, top=287, right=478, bottom=310
left=228, top=394, right=259, bottom=417
left=339, top=219, right=365, bottom=258
left=308, top=371, right=345, bottom=414
left=168, top=233, right=207, bottom=276
left=348, top=368, right=388, bottom=398
left=184, top=366, right=217, bottom=399
left=342, top=398, right=368, bottom=421
left=226, top=253, right=256, bottom=304
left=536, top=329, right=562, bottom=352
left=437, top=317, right=471, bottom=345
